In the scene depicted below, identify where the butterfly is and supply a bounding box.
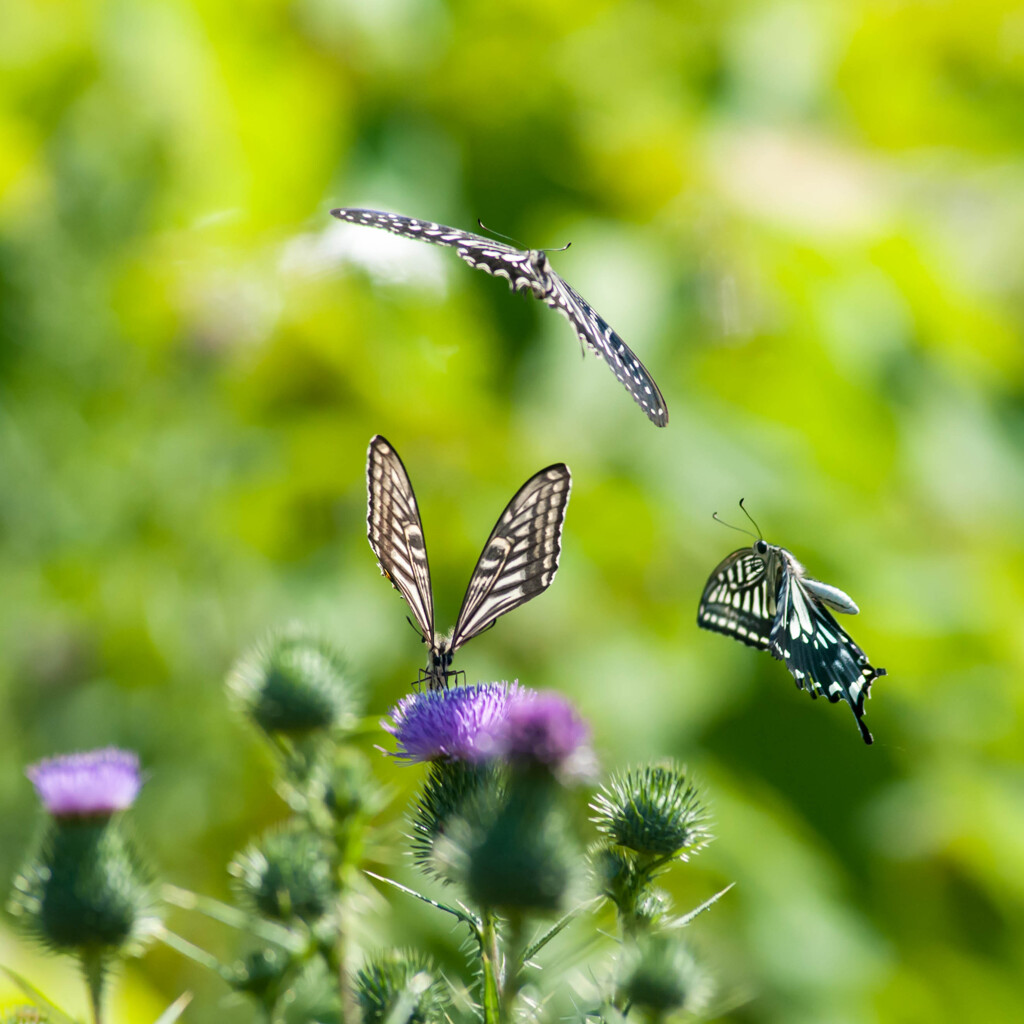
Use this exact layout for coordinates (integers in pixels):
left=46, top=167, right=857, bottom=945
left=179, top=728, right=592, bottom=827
left=332, top=208, right=668, bottom=427
left=366, top=435, right=571, bottom=690
left=697, top=503, right=885, bottom=744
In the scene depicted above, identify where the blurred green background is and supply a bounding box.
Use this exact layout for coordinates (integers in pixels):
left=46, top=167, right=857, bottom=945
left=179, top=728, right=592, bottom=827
left=2, top=0, right=1023, bottom=1020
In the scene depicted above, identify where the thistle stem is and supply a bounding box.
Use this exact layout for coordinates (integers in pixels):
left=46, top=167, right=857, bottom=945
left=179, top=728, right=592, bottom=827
left=334, top=903, right=358, bottom=1024
left=479, top=910, right=502, bottom=1024
left=500, top=913, right=526, bottom=1019
left=80, top=950, right=105, bottom=1024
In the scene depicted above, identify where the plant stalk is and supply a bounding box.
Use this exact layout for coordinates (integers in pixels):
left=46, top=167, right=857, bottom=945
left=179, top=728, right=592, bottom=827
left=479, top=910, right=502, bottom=1024
left=80, top=950, right=105, bottom=1024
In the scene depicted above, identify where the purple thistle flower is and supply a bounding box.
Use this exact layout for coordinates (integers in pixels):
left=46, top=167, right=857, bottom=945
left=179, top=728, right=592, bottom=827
left=382, top=683, right=527, bottom=764
left=26, top=748, right=142, bottom=818
left=496, top=691, right=592, bottom=770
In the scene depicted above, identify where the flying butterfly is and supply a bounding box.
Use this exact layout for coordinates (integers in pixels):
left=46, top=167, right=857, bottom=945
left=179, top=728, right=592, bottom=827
left=697, top=501, right=886, bottom=744
left=332, top=208, right=668, bottom=427
left=366, top=435, right=571, bottom=690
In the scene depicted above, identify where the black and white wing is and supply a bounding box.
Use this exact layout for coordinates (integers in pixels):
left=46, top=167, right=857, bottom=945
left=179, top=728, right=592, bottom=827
left=697, top=549, right=776, bottom=651
left=770, top=562, right=885, bottom=745
left=366, top=435, right=434, bottom=643
left=546, top=276, right=668, bottom=427
left=449, top=464, right=571, bottom=652
left=331, top=207, right=528, bottom=274
left=330, top=208, right=668, bottom=427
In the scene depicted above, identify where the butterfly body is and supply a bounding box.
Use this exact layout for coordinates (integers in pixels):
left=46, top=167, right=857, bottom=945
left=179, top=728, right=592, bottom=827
left=333, top=208, right=668, bottom=426
left=366, top=435, right=571, bottom=690
left=422, top=635, right=456, bottom=691
left=698, top=536, right=885, bottom=744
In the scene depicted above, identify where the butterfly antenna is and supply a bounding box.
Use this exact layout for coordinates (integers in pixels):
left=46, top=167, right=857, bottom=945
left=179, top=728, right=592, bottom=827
left=477, top=218, right=572, bottom=254
left=738, top=498, right=764, bottom=540
left=712, top=510, right=758, bottom=540
left=477, top=218, right=521, bottom=246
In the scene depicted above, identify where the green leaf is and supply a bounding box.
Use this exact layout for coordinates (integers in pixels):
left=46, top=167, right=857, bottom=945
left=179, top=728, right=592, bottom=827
left=152, top=991, right=193, bottom=1024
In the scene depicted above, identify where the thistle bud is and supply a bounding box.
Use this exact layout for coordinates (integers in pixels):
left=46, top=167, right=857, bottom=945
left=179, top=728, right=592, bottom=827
left=410, top=760, right=503, bottom=881
left=9, top=749, right=159, bottom=1021
left=229, top=826, right=335, bottom=925
left=463, top=789, right=575, bottom=915
left=10, top=749, right=158, bottom=954
left=591, top=762, right=711, bottom=860
left=618, top=933, right=710, bottom=1015
left=229, top=630, right=359, bottom=739
left=275, top=959, right=342, bottom=1024
left=355, top=949, right=451, bottom=1024
left=227, top=946, right=292, bottom=998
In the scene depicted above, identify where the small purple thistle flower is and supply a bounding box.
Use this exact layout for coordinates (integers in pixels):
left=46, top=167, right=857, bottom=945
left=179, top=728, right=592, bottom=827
left=26, top=748, right=142, bottom=818
left=496, top=691, right=592, bottom=770
left=382, top=682, right=526, bottom=764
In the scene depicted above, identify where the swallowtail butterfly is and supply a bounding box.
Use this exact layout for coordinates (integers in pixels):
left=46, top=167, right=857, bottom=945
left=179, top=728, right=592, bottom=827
left=332, top=208, right=668, bottom=427
left=697, top=505, right=885, bottom=744
left=367, top=435, right=571, bottom=690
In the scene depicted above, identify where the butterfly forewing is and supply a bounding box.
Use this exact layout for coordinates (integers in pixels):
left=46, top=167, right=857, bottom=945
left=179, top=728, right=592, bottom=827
left=696, top=549, right=775, bottom=650
left=331, top=207, right=668, bottom=427
left=331, top=208, right=512, bottom=259
left=450, top=464, right=571, bottom=651
left=366, top=436, right=434, bottom=643
left=366, top=436, right=571, bottom=690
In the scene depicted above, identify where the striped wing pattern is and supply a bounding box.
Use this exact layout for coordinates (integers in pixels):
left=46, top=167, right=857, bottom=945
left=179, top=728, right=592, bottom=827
left=367, top=436, right=570, bottom=690
left=771, top=559, right=885, bottom=746
left=699, top=542, right=884, bottom=744
left=696, top=549, right=775, bottom=650
left=547, top=276, right=668, bottom=427
left=366, top=436, right=434, bottom=643
left=331, top=207, right=668, bottom=427
left=450, top=464, right=571, bottom=651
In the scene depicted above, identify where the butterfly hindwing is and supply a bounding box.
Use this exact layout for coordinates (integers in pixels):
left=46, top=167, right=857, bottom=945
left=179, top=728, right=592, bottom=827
left=770, top=562, right=883, bottom=745
left=450, top=464, right=571, bottom=651
left=547, top=277, right=668, bottom=427
left=331, top=207, right=668, bottom=427
left=696, top=548, right=775, bottom=651
left=366, top=436, right=434, bottom=643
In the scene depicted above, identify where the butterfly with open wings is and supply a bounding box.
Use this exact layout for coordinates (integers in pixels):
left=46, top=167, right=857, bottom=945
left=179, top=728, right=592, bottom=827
left=332, top=208, right=668, bottom=427
left=367, top=435, right=571, bottom=690
left=697, top=504, right=886, bottom=744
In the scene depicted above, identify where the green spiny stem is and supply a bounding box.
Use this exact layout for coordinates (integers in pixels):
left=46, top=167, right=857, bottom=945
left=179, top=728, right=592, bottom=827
left=479, top=910, right=502, bottom=1024
left=499, top=914, right=526, bottom=1020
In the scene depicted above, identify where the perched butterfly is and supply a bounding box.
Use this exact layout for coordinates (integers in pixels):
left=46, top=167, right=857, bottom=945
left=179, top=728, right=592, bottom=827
left=366, top=435, right=571, bottom=690
left=332, top=208, right=668, bottom=427
left=697, top=502, right=885, bottom=744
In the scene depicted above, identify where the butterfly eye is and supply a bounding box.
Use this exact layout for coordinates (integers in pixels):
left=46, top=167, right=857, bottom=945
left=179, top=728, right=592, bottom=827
left=755, top=540, right=769, bottom=555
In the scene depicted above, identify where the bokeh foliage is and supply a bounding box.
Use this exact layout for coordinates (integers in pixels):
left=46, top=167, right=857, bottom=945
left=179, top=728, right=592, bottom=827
left=2, top=0, right=1023, bottom=1020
